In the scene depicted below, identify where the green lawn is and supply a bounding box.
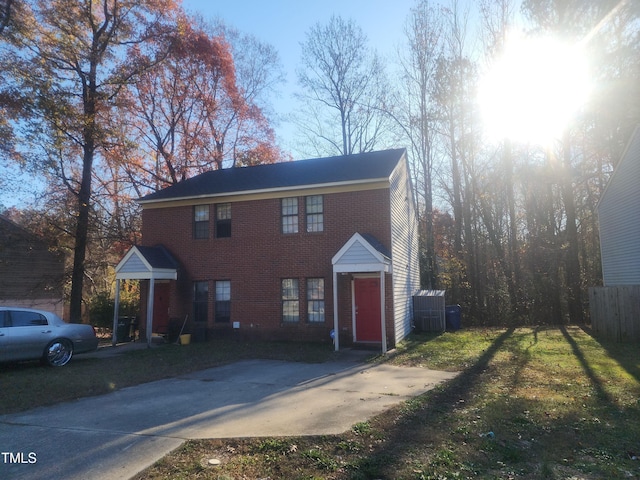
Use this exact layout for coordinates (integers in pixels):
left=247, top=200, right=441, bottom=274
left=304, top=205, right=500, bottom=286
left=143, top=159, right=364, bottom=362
left=132, top=327, right=640, bottom=479
left=2, top=327, right=639, bottom=478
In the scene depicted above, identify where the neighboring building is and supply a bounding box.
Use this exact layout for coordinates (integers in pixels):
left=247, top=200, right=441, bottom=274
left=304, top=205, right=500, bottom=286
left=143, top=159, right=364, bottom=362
left=0, top=215, right=65, bottom=317
left=589, top=125, right=640, bottom=341
left=598, top=125, right=640, bottom=286
left=116, top=149, right=420, bottom=352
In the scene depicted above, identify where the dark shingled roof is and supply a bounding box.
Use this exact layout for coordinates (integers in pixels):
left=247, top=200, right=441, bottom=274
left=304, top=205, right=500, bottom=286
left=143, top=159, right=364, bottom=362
left=135, top=245, right=178, bottom=270
left=139, top=148, right=406, bottom=204
left=360, top=233, right=392, bottom=259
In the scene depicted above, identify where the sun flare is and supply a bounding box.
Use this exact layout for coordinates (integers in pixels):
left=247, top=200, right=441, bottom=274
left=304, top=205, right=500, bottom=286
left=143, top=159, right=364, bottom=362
left=478, top=35, right=591, bottom=144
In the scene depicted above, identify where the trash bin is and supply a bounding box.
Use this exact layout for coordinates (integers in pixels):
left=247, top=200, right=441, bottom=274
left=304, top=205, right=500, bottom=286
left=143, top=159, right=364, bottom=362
left=445, top=305, right=462, bottom=331
left=192, top=325, right=207, bottom=343
left=116, top=316, right=132, bottom=342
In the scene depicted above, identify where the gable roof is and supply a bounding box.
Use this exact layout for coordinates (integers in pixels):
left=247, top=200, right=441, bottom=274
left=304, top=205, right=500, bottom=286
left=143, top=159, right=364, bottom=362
left=332, top=232, right=392, bottom=273
left=139, top=148, right=406, bottom=205
left=0, top=215, right=53, bottom=247
left=115, top=245, right=178, bottom=280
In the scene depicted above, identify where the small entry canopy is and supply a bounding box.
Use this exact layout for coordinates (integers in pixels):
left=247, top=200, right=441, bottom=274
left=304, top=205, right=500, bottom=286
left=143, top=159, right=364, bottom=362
left=332, top=233, right=392, bottom=353
left=113, top=246, right=178, bottom=346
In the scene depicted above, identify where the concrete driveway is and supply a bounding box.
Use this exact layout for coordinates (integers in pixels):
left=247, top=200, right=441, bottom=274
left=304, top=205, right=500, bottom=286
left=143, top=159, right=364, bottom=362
left=0, top=353, right=457, bottom=480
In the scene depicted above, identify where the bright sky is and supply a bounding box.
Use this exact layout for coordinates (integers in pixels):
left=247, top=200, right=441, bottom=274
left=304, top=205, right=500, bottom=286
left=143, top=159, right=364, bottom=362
left=182, top=0, right=416, bottom=155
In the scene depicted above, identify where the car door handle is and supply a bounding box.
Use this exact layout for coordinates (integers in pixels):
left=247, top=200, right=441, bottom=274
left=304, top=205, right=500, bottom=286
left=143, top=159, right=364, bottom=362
left=41, top=330, right=52, bottom=334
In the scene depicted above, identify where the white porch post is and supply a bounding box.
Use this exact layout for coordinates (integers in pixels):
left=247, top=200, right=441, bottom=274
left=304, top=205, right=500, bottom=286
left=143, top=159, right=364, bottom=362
left=380, top=270, right=387, bottom=354
left=112, top=279, right=121, bottom=346
left=146, top=277, right=155, bottom=347
left=333, top=270, right=339, bottom=351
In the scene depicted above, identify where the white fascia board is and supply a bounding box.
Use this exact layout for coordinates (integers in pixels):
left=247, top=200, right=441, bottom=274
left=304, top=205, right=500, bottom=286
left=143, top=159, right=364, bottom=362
left=116, top=272, right=153, bottom=280
left=333, top=263, right=391, bottom=273
left=116, top=269, right=177, bottom=280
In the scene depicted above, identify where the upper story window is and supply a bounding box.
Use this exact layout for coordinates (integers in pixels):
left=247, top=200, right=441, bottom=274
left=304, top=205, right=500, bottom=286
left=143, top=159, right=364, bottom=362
left=216, top=203, right=232, bottom=238
left=306, top=195, right=324, bottom=232
left=281, top=197, right=298, bottom=234
left=194, top=205, right=210, bottom=239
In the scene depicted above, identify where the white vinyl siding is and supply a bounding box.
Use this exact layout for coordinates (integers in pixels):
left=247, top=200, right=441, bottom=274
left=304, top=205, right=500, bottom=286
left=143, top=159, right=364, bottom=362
left=339, top=242, right=379, bottom=264
left=118, top=254, right=147, bottom=274
left=389, top=154, right=420, bottom=344
left=598, top=126, right=640, bottom=286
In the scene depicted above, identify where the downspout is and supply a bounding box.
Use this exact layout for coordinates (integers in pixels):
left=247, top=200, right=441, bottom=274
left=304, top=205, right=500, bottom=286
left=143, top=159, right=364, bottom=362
left=380, top=270, right=387, bottom=354
left=112, top=278, right=121, bottom=346
left=146, top=278, right=155, bottom=347
left=333, top=270, right=339, bottom=351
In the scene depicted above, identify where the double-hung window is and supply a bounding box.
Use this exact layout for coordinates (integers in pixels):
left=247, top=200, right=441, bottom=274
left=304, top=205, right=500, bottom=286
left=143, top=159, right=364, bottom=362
left=306, top=195, right=324, bottom=232
left=282, top=279, right=299, bottom=322
left=216, top=203, right=231, bottom=238
left=194, top=205, right=209, bottom=239
left=215, top=280, right=231, bottom=323
left=281, top=198, right=298, bottom=233
left=307, top=278, right=325, bottom=323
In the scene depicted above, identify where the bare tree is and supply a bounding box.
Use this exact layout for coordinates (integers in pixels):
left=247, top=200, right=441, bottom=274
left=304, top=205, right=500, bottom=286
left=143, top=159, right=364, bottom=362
left=480, top=0, right=522, bottom=316
left=394, top=0, right=445, bottom=288
left=296, top=15, right=391, bottom=156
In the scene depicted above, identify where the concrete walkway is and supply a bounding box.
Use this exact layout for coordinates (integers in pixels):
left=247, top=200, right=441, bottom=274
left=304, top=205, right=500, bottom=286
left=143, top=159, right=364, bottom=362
left=0, top=354, right=457, bottom=480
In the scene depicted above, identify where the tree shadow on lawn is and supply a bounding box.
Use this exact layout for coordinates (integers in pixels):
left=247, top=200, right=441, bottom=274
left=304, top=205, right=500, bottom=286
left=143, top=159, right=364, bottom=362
left=559, top=325, right=614, bottom=403
left=347, top=327, right=516, bottom=477
left=578, top=325, right=640, bottom=385
left=346, top=326, right=640, bottom=479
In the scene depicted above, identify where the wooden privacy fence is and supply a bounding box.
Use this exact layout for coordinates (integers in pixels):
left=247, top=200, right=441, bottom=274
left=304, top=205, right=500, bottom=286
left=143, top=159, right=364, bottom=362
left=589, top=286, right=640, bottom=342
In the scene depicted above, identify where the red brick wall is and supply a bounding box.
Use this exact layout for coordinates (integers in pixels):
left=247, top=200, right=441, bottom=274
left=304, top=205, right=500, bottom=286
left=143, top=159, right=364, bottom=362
left=141, top=187, right=394, bottom=344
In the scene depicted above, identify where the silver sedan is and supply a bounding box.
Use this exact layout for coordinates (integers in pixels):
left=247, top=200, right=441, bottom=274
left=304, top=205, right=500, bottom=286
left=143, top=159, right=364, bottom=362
left=0, top=307, right=99, bottom=366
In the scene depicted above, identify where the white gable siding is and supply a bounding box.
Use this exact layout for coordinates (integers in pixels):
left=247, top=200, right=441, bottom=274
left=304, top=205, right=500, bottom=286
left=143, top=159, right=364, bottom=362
left=119, top=254, right=148, bottom=274
left=389, top=154, right=420, bottom=344
left=599, top=126, right=640, bottom=286
left=339, top=242, right=379, bottom=265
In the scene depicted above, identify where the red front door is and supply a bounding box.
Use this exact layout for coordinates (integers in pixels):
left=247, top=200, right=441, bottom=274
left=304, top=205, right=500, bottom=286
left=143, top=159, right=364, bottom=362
left=354, top=277, right=381, bottom=342
left=152, top=282, right=170, bottom=334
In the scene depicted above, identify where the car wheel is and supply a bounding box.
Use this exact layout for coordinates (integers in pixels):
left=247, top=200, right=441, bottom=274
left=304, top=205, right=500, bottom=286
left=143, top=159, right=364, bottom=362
left=43, top=339, right=73, bottom=367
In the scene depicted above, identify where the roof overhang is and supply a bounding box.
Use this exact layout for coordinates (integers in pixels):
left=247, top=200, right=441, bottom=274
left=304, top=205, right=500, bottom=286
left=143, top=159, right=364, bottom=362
left=138, top=178, right=390, bottom=209
left=332, top=233, right=392, bottom=273
left=115, top=246, right=177, bottom=280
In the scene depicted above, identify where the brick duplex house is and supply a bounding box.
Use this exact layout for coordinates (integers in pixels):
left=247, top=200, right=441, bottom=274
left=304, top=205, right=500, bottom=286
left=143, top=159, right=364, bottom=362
left=115, top=149, right=420, bottom=352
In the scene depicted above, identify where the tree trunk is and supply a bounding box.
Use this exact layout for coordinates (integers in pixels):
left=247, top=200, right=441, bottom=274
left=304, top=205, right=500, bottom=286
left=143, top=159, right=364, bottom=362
left=69, top=72, right=97, bottom=323
left=504, top=139, right=520, bottom=315
left=561, top=131, right=584, bottom=324
left=69, top=151, right=93, bottom=323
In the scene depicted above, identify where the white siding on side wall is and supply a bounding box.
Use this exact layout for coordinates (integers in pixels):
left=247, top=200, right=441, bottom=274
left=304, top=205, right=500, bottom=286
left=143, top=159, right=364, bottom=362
left=389, top=153, right=420, bottom=344
left=598, top=126, right=640, bottom=286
